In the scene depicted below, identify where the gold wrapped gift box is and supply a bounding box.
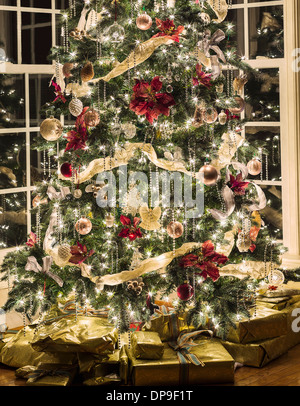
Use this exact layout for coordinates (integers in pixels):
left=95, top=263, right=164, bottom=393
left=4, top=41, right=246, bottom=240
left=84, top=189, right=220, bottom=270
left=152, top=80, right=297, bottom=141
left=31, top=316, right=118, bottom=355
left=131, top=331, right=164, bottom=360
left=223, top=305, right=288, bottom=344
left=77, top=346, right=128, bottom=385
left=0, top=326, right=76, bottom=368
left=128, top=337, right=234, bottom=386
left=15, top=363, right=78, bottom=386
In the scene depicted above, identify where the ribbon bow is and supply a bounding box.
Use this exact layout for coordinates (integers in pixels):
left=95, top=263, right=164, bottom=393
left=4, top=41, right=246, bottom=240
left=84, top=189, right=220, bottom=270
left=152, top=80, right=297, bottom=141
left=47, top=185, right=71, bottom=201
left=199, top=29, right=226, bottom=63
left=25, top=256, right=64, bottom=287
left=169, top=329, right=213, bottom=367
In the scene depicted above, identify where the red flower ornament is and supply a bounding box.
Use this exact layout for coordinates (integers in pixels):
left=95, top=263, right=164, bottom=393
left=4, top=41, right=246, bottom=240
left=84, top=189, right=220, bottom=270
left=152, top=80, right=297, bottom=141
left=65, top=107, right=89, bottom=152
left=193, top=64, right=212, bottom=89
left=51, top=80, right=66, bottom=103
left=69, top=242, right=95, bottom=265
left=129, top=76, right=175, bottom=124
left=153, top=18, right=184, bottom=43
left=26, top=232, right=37, bottom=248
left=180, top=240, right=228, bottom=282
left=118, top=215, right=143, bottom=241
left=228, top=172, right=250, bottom=196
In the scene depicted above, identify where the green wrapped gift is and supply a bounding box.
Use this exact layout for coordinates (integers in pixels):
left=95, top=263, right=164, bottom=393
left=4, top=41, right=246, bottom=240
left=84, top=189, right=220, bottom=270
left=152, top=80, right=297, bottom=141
left=131, top=331, right=164, bottom=360
left=129, top=332, right=234, bottom=386
left=0, top=326, right=76, bottom=368
left=24, top=363, right=78, bottom=386
left=223, top=305, right=288, bottom=344
left=31, top=316, right=118, bottom=355
left=221, top=335, right=290, bottom=368
left=143, top=306, right=195, bottom=342
left=77, top=346, right=128, bottom=385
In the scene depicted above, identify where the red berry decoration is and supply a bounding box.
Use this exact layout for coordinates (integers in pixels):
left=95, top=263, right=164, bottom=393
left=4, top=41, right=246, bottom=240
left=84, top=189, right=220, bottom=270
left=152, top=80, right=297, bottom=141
left=60, top=162, right=72, bottom=178
left=177, top=283, right=194, bottom=301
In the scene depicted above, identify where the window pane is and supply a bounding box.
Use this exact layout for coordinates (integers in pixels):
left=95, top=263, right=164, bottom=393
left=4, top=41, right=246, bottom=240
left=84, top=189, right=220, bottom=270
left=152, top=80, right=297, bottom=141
left=249, top=6, right=284, bottom=59
left=0, top=74, right=25, bottom=128
left=245, top=68, right=280, bottom=122
left=0, top=1, right=17, bottom=5
left=21, top=13, right=52, bottom=64
left=0, top=192, right=27, bottom=248
left=56, top=0, right=67, bottom=9
left=21, top=0, right=51, bottom=8
left=29, top=74, right=54, bottom=127
left=260, top=185, right=282, bottom=240
left=0, top=133, right=26, bottom=189
left=0, top=11, right=17, bottom=64
left=227, top=8, right=245, bottom=58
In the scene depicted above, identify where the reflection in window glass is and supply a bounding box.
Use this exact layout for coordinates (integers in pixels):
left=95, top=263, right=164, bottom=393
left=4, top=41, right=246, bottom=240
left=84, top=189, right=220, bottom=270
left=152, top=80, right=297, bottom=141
left=29, top=74, right=54, bottom=127
left=245, top=68, right=280, bottom=122
left=0, top=192, right=27, bottom=248
left=21, top=0, right=51, bottom=8
left=227, top=8, right=245, bottom=58
left=0, top=133, right=26, bottom=189
left=0, top=74, right=25, bottom=128
left=260, top=185, right=282, bottom=240
left=0, top=11, right=17, bottom=63
left=249, top=6, right=284, bottom=59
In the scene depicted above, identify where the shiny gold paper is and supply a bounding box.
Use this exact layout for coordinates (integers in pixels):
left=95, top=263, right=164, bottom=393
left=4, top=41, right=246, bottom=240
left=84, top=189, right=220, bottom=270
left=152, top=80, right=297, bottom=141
left=0, top=326, right=76, bottom=368
left=25, top=363, right=78, bottom=386
left=129, top=338, right=234, bottom=386
left=257, top=295, right=300, bottom=311
left=31, top=316, right=118, bottom=355
left=77, top=346, right=128, bottom=384
left=131, top=331, right=164, bottom=360
left=223, top=305, right=288, bottom=344
left=143, top=312, right=196, bottom=342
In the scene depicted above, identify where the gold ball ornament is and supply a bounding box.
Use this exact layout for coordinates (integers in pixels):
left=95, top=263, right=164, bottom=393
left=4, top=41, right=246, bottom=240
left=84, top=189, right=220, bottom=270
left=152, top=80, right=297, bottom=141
left=199, top=163, right=219, bottom=186
left=247, top=158, right=262, bottom=176
left=202, top=107, right=218, bottom=124
left=136, top=13, right=153, bottom=30
left=75, top=217, right=93, bottom=235
left=229, top=96, right=245, bottom=115
left=58, top=244, right=72, bottom=262
left=84, top=109, right=100, bottom=127
left=268, top=270, right=285, bottom=287
left=73, top=189, right=82, bottom=199
left=167, top=221, right=184, bottom=239
left=81, top=61, right=94, bottom=82
left=69, top=98, right=83, bottom=117
left=62, top=63, right=74, bottom=78
left=40, top=116, right=63, bottom=141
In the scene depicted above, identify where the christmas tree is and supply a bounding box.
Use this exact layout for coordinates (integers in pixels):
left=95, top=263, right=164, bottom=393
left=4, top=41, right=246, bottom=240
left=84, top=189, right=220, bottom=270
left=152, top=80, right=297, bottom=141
left=0, top=0, right=289, bottom=339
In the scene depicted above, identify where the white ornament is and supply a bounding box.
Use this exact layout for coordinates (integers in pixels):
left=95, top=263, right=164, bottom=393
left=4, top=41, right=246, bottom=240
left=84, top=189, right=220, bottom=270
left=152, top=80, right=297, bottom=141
left=69, top=98, right=83, bottom=117
left=268, top=269, right=285, bottom=287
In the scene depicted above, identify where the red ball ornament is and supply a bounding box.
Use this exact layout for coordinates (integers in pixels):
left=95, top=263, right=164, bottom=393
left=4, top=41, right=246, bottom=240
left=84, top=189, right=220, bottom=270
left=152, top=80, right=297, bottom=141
left=75, top=217, right=93, bottom=235
left=177, top=283, right=194, bottom=301
left=136, top=13, right=153, bottom=30
left=199, top=163, right=219, bottom=186
left=60, top=162, right=72, bottom=178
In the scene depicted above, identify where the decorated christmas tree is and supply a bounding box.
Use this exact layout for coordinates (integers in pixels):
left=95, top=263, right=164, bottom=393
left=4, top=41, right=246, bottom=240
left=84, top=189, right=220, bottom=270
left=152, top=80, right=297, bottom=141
left=0, top=0, right=289, bottom=341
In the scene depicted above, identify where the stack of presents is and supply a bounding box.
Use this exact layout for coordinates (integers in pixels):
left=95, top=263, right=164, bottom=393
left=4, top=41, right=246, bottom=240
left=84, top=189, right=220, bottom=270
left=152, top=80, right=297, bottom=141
left=1, top=285, right=300, bottom=386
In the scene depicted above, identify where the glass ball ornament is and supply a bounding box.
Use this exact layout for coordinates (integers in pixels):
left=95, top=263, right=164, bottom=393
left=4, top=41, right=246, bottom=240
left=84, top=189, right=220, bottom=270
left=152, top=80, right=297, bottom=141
left=75, top=217, right=92, bottom=235
left=268, top=270, right=285, bottom=287
left=236, top=232, right=252, bottom=253
left=247, top=158, right=262, bottom=176
left=199, top=163, right=219, bottom=186
left=40, top=116, right=63, bottom=142
left=167, top=221, right=184, bottom=239
left=84, top=109, right=100, bottom=127
left=69, top=98, right=83, bottom=117
left=229, top=96, right=245, bottom=115
left=121, top=123, right=136, bottom=139
left=60, top=162, right=72, bottom=178
left=104, top=22, right=125, bottom=43
left=177, top=282, right=194, bottom=301
left=136, top=12, right=153, bottom=30
left=202, top=107, right=218, bottom=124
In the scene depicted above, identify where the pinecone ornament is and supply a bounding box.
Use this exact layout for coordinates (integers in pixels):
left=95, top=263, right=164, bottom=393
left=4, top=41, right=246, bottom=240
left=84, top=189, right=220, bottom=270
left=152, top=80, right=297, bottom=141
left=81, top=61, right=94, bottom=82
left=58, top=244, right=72, bottom=262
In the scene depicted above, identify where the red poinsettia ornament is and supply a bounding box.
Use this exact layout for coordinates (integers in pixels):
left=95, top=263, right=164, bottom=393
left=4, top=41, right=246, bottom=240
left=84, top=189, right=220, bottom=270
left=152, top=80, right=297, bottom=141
left=129, top=76, right=175, bottom=124
left=118, top=215, right=143, bottom=241
left=65, top=107, right=89, bottom=152
left=26, top=232, right=37, bottom=248
left=69, top=242, right=95, bottom=265
left=153, top=18, right=184, bottom=43
left=228, top=172, right=250, bottom=196
left=193, top=64, right=212, bottom=88
left=51, top=80, right=66, bottom=103
left=180, top=240, right=228, bottom=282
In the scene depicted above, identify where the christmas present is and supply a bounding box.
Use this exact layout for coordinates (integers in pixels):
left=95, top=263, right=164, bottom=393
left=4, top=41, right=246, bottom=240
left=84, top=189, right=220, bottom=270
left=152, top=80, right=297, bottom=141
left=15, top=363, right=78, bottom=386
left=129, top=331, right=234, bottom=386
left=0, top=326, right=76, bottom=368
left=31, top=316, right=118, bottom=355
left=131, top=331, right=164, bottom=360
left=77, top=346, right=128, bottom=385
left=222, top=305, right=288, bottom=344
left=221, top=335, right=290, bottom=368
left=143, top=305, right=196, bottom=342
left=257, top=295, right=300, bottom=311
